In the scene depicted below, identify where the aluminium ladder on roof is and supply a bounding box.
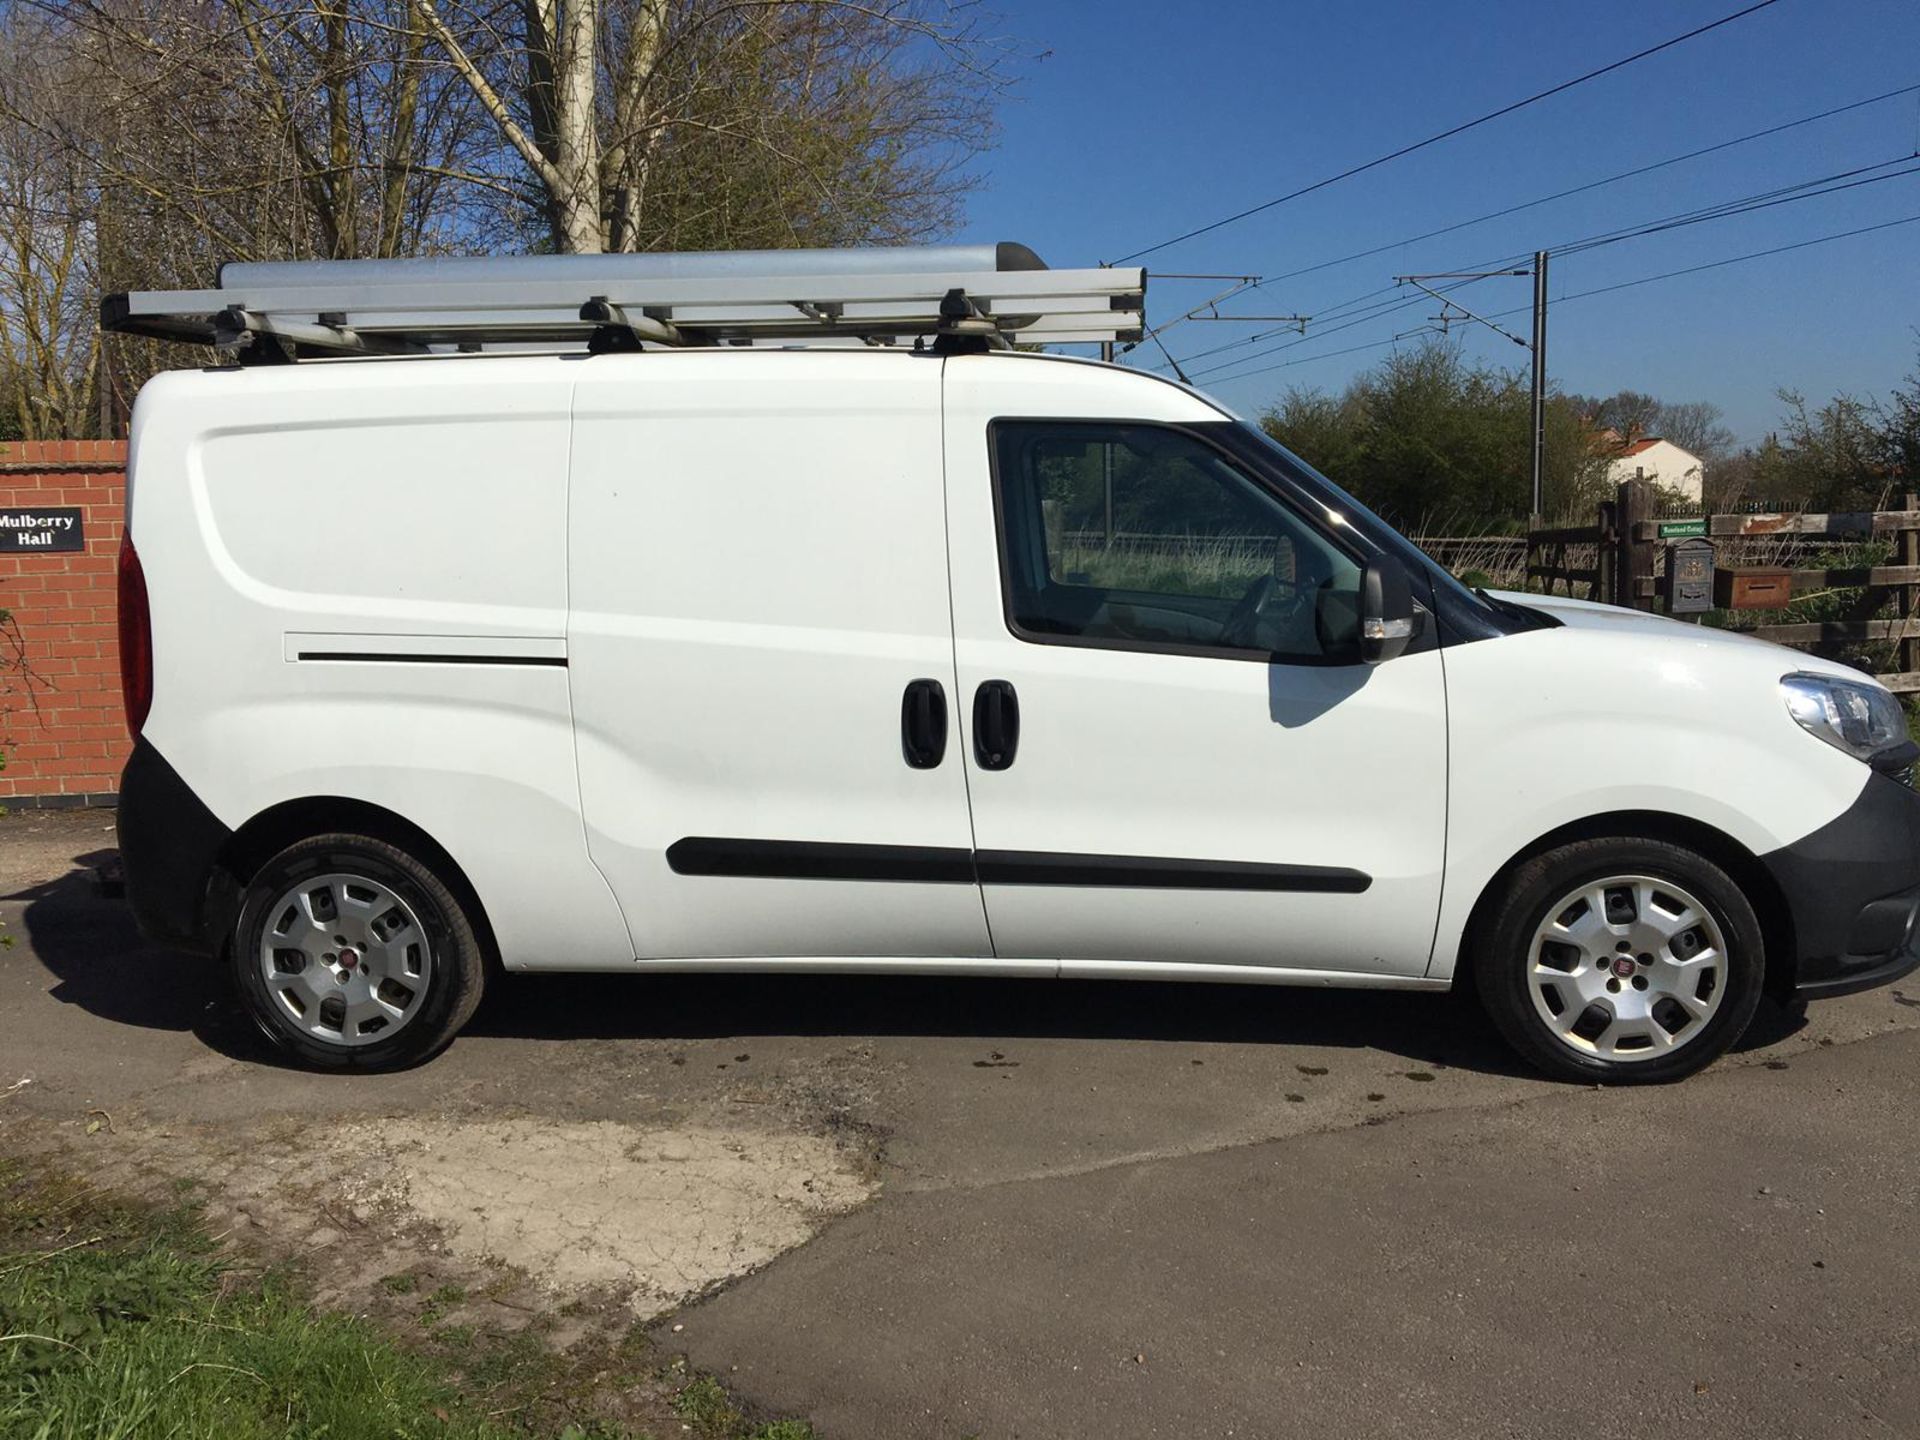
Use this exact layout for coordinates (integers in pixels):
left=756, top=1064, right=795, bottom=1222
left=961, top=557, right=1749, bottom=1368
left=99, top=242, right=1147, bottom=363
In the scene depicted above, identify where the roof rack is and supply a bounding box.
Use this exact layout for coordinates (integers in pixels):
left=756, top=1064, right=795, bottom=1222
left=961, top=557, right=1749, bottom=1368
left=99, top=242, right=1146, bottom=364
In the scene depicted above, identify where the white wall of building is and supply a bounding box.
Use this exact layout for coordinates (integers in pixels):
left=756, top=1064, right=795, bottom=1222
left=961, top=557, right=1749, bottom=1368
left=1606, top=438, right=1703, bottom=503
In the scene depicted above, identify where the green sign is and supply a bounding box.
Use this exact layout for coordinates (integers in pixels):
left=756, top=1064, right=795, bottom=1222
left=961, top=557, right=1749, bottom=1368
left=1658, top=518, right=1707, bottom=538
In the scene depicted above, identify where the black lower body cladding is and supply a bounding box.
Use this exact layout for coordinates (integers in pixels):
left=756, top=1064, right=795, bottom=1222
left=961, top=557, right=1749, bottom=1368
left=117, top=738, right=232, bottom=953
left=1762, top=770, right=1920, bottom=998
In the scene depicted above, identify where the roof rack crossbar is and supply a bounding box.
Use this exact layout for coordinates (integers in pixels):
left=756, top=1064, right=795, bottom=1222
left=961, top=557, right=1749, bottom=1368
left=100, top=244, right=1145, bottom=360
left=579, top=297, right=688, bottom=346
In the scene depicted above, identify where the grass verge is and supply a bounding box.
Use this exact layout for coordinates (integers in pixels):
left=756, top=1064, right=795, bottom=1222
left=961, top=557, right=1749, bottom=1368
left=0, top=1156, right=810, bottom=1440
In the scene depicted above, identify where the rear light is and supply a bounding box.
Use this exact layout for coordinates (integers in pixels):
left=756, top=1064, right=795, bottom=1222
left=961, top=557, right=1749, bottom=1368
left=117, top=533, right=153, bottom=736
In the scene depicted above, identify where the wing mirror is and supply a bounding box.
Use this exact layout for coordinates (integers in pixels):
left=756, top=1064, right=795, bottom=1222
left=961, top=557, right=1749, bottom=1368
left=1361, top=555, right=1420, bottom=664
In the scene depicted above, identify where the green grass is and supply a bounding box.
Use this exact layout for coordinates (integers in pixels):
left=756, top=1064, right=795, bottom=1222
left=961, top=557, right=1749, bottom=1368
left=674, top=1375, right=743, bottom=1433
left=0, top=1158, right=817, bottom=1440
left=0, top=1159, right=521, bottom=1439
left=670, top=1376, right=815, bottom=1440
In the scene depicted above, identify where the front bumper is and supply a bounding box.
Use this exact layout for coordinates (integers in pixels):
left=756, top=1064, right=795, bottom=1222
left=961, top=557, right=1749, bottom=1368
left=1761, top=770, right=1920, bottom=999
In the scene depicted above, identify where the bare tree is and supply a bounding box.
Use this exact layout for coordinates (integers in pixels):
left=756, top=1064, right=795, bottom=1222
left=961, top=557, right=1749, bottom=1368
left=1572, top=388, right=1737, bottom=462
left=0, top=8, right=99, bottom=438
left=1645, top=399, right=1737, bottom=464
left=6, top=0, right=1007, bottom=429
left=40, top=0, right=515, bottom=269
left=12, top=0, right=529, bottom=424
left=411, top=0, right=1005, bottom=253
left=54, top=0, right=1004, bottom=260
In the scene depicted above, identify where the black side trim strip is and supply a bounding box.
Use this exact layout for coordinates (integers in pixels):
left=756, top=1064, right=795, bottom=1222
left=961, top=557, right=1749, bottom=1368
left=666, top=837, right=976, bottom=884
left=296, top=651, right=567, bottom=667
left=977, top=849, right=1370, bottom=893
left=666, top=837, right=1371, bottom=893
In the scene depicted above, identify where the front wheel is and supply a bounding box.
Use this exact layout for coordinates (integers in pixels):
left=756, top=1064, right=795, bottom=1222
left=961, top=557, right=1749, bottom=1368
left=232, top=833, right=486, bottom=1070
left=1475, top=837, right=1765, bottom=1084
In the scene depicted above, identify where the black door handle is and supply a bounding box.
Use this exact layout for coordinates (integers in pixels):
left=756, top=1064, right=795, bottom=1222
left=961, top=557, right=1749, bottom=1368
left=972, top=680, right=1019, bottom=770
left=901, top=678, right=948, bottom=768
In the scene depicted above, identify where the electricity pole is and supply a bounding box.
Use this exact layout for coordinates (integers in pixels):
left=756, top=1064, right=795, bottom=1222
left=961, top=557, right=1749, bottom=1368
left=1529, top=251, right=1548, bottom=521
left=1395, top=255, right=1551, bottom=522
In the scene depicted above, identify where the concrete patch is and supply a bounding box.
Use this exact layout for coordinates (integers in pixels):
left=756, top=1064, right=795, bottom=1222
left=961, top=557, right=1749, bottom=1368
left=334, top=1119, right=870, bottom=1313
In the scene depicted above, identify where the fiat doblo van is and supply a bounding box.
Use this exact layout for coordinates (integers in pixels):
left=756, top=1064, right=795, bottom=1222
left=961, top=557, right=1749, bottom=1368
left=103, top=245, right=1920, bottom=1082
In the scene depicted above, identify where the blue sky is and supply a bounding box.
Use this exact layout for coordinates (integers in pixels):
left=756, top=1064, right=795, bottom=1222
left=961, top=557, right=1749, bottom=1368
left=956, top=0, right=1920, bottom=443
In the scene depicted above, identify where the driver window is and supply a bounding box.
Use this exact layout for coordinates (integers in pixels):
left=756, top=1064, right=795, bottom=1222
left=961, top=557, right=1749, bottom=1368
left=992, top=422, right=1362, bottom=662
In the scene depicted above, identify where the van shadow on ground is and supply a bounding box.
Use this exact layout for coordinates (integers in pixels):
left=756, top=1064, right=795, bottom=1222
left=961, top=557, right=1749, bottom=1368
left=9, top=859, right=266, bottom=1055
left=15, top=847, right=1807, bottom=1078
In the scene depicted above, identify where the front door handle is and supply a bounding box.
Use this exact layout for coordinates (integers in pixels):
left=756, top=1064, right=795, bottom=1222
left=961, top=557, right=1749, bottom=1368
left=972, top=680, right=1019, bottom=771
left=901, top=678, right=948, bottom=769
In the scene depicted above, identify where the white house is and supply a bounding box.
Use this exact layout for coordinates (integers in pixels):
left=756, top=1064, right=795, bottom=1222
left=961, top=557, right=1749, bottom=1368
left=1604, top=435, right=1704, bottom=503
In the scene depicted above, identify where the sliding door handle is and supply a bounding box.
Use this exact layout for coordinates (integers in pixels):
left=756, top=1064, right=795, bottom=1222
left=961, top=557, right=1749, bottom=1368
left=972, top=679, right=1019, bottom=770
left=901, top=678, right=948, bottom=768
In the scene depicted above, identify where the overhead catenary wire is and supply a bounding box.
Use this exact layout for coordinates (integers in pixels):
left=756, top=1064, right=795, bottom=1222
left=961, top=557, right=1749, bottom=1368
left=1224, top=81, right=1920, bottom=294
left=1138, top=82, right=1920, bottom=360
left=1110, top=0, right=1788, bottom=263
left=1174, top=155, right=1920, bottom=383
left=1160, top=280, right=1419, bottom=370
left=1551, top=154, right=1920, bottom=256
left=1182, top=276, right=1493, bottom=382
left=1186, top=285, right=1467, bottom=381
left=1172, top=268, right=1531, bottom=379
left=1211, top=212, right=1920, bottom=386
left=1166, top=150, right=1920, bottom=373
left=1215, top=328, right=1448, bottom=376
left=1474, top=211, right=1920, bottom=322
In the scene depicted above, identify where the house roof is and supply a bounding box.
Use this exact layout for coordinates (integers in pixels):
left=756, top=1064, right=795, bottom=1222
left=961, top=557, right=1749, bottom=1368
left=1610, top=435, right=1703, bottom=461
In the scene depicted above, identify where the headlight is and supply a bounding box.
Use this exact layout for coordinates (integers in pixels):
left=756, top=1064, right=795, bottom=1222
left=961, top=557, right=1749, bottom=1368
left=1780, top=672, right=1908, bottom=762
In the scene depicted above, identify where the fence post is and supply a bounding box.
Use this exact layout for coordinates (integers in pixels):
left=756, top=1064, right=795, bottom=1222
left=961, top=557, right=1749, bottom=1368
left=1903, top=493, right=1918, bottom=678
left=1614, top=478, right=1656, bottom=612
left=1595, top=494, right=1617, bottom=605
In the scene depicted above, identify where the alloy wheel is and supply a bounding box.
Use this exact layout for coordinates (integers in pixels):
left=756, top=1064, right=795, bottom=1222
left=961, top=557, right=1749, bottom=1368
left=1527, top=874, right=1726, bottom=1062
left=257, top=872, right=433, bottom=1047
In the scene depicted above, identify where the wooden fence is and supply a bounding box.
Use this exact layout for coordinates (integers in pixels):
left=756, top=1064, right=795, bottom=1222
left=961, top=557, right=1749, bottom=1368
left=1524, top=479, right=1920, bottom=693
left=1525, top=522, right=1607, bottom=603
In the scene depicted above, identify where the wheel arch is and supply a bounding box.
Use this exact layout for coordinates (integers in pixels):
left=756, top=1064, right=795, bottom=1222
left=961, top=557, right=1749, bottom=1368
left=211, top=796, right=502, bottom=974
left=1453, top=810, right=1798, bottom=1001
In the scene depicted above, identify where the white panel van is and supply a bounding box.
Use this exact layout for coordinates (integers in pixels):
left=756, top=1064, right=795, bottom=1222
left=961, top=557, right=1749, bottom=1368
left=106, top=248, right=1920, bottom=1082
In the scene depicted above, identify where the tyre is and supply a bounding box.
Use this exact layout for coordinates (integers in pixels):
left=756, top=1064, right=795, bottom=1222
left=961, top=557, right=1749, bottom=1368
left=232, top=833, right=485, bottom=1070
left=1474, top=836, right=1765, bottom=1084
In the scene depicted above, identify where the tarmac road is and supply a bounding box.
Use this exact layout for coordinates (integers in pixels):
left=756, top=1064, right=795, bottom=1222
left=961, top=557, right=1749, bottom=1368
left=3, top=807, right=1917, bottom=1438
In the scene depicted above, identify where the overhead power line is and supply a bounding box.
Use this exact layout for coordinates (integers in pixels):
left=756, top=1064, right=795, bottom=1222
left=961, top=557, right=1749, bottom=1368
left=1178, top=154, right=1920, bottom=383
left=1224, top=328, right=1446, bottom=376
left=1159, top=134, right=1920, bottom=376
left=1183, top=278, right=1486, bottom=381
left=1175, top=278, right=1489, bottom=380
left=1481, top=211, right=1920, bottom=319
left=1237, top=81, right=1920, bottom=292
left=1553, top=155, right=1920, bottom=256
left=1141, top=81, right=1920, bottom=360
left=1185, top=291, right=1445, bottom=381
left=1111, top=0, right=1788, bottom=263
left=1213, top=212, right=1920, bottom=386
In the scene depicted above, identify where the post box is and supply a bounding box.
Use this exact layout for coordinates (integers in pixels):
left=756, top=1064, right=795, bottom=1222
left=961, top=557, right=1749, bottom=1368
left=1712, top=567, right=1794, bottom=610
left=1664, top=538, right=1716, bottom=615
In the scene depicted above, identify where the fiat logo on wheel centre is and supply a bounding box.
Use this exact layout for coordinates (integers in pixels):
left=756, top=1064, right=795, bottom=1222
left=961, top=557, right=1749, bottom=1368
left=1611, top=956, right=1637, bottom=978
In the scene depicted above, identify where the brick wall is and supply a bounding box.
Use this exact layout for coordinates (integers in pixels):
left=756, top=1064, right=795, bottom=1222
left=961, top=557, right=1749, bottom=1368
left=0, top=440, right=130, bottom=806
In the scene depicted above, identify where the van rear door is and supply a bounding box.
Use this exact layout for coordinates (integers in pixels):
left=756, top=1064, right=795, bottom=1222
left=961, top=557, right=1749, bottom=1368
left=567, top=352, right=994, bottom=962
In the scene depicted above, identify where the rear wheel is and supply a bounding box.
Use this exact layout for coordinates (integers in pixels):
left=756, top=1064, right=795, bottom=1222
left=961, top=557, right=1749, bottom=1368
left=232, top=833, right=484, bottom=1070
left=1475, top=837, right=1765, bottom=1084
